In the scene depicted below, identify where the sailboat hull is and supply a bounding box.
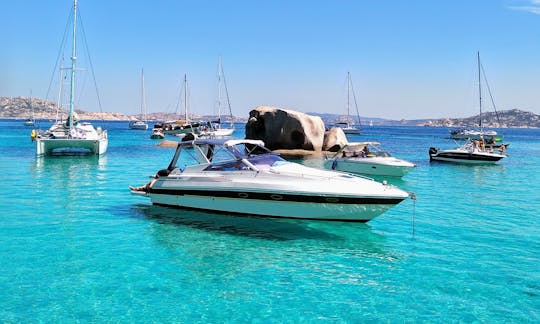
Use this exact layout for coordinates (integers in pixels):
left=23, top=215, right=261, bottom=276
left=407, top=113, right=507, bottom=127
left=37, top=136, right=108, bottom=155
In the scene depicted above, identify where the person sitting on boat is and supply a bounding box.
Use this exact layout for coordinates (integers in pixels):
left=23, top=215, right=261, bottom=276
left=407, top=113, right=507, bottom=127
left=361, top=146, right=369, bottom=157
left=498, top=144, right=506, bottom=154
left=472, top=140, right=480, bottom=151
left=479, top=137, right=486, bottom=151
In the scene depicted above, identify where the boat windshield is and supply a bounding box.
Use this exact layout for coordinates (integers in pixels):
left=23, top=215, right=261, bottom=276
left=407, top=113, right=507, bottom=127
left=340, top=144, right=390, bottom=158
left=203, top=153, right=285, bottom=172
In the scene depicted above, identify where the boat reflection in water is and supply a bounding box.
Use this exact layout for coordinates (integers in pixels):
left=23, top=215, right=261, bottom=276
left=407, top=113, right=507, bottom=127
left=130, top=139, right=410, bottom=222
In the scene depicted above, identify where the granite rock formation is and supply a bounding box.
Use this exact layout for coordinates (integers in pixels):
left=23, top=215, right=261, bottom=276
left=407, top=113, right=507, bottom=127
left=245, top=106, right=326, bottom=151
left=323, top=127, right=348, bottom=152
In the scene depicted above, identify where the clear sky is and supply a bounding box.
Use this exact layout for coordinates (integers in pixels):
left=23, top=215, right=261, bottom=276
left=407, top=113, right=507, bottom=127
left=2, top=0, right=540, bottom=120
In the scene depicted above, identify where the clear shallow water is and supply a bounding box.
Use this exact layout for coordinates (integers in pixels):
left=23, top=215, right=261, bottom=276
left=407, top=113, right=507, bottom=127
left=0, top=120, right=538, bottom=322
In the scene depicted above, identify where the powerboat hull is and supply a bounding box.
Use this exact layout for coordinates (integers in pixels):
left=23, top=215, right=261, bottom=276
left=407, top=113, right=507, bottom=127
left=131, top=139, right=410, bottom=222
left=146, top=191, right=403, bottom=222
left=325, top=157, right=415, bottom=177
left=324, top=142, right=415, bottom=177
left=429, top=147, right=505, bottom=164
left=139, top=176, right=407, bottom=222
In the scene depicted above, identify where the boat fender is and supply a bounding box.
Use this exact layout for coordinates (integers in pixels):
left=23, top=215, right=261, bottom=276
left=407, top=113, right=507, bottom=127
left=157, top=169, right=171, bottom=177
left=331, top=159, right=338, bottom=170
left=30, top=129, right=37, bottom=141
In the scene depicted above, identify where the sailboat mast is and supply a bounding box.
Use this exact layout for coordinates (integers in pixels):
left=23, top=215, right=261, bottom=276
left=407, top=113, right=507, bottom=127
left=217, top=56, right=222, bottom=122
left=183, top=74, right=188, bottom=121
left=347, top=72, right=351, bottom=122
left=477, top=51, right=482, bottom=130
left=141, top=68, right=147, bottom=122
left=29, top=90, right=33, bottom=119
left=68, top=0, right=78, bottom=131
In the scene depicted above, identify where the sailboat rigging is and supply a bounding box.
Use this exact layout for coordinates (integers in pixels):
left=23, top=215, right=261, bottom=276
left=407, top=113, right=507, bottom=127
left=35, top=0, right=108, bottom=155
left=162, top=74, right=201, bottom=136
left=129, top=68, right=149, bottom=130
left=450, top=52, right=502, bottom=142
left=23, top=91, right=35, bottom=126
left=334, top=72, right=361, bottom=134
left=201, top=56, right=235, bottom=137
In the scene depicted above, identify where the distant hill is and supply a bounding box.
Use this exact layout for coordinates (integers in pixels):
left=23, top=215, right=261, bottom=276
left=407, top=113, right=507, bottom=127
left=310, top=109, right=540, bottom=128
left=1, top=96, right=538, bottom=128
left=0, top=96, right=131, bottom=121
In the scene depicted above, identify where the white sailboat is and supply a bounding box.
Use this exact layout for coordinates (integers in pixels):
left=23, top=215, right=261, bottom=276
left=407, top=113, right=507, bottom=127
left=129, top=68, right=149, bottom=130
left=334, top=72, right=362, bottom=134
left=201, top=56, right=235, bottom=138
left=431, top=52, right=507, bottom=164
left=35, top=0, right=108, bottom=156
left=449, top=52, right=502, bottom=141
left=23, top=92, right=35, bottom=127
left=162, top=74, right=201, bottom=136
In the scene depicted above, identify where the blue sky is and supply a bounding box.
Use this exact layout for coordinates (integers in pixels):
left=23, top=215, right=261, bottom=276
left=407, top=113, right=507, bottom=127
left=2, top=0, right=540, bottom=119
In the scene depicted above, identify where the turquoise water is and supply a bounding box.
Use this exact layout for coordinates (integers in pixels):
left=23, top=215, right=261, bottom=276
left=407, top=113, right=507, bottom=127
left=1, top=120, right=538, bottom=322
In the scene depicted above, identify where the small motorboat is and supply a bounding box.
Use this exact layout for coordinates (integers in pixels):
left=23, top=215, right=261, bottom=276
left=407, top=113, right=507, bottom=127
left=128, top=120, right=149, bottom=130
left=150, top=126, right=165, bottom=139
left=429, top=140, right=507, bottom=164
left=130, top=139, right=410, bottom=222
left=324, top=142, right=415, bottom=177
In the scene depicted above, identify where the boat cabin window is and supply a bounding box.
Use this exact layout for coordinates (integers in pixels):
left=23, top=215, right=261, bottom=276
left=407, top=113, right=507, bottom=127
left=203, top=160, right=248, bottom=172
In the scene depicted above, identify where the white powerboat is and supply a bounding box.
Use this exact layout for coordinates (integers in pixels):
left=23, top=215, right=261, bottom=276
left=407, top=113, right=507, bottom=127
left=429, top=140, right=507, bottom=164
left=150, top=124, right=165, bottom=139
left=130, top=139, right=410, bottom=222
left=324, top=142, right=415, bottom=177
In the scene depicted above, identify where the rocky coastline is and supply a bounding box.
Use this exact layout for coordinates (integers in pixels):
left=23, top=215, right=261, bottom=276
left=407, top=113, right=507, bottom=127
left=1, top=96, right=539, bottom=128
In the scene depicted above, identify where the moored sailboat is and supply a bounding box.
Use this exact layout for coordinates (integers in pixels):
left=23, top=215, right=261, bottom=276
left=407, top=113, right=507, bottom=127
left=200, top=56, right=235, bottom=138
left=35, top=0, right=107, bottom=156
left=449, top=52, right=504, bottom=142
left=162, top=75, right=201, bottom=136
left=129, top=68, right=149, bottom=130
left=334, top=72, right=362, bottom=134
left=23, top=93, right=35, bottom=127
